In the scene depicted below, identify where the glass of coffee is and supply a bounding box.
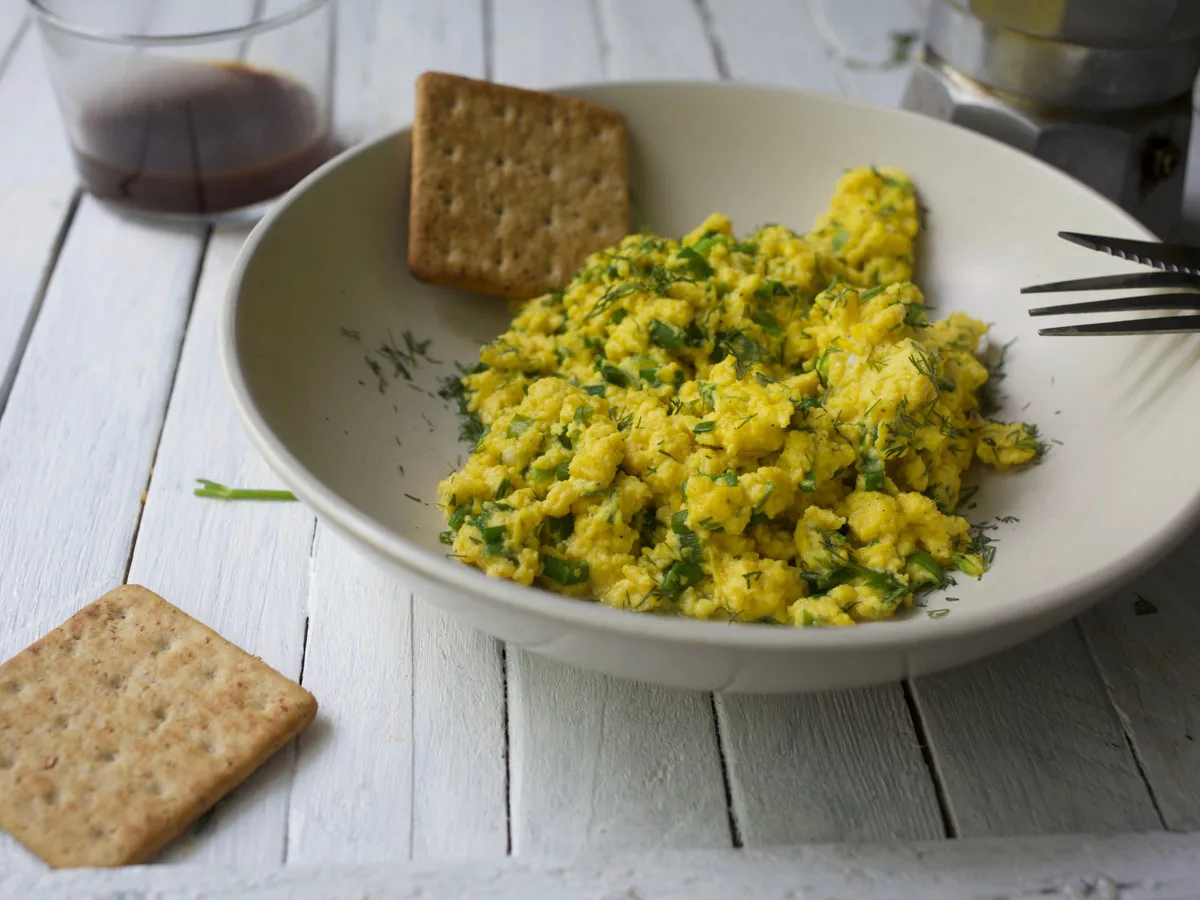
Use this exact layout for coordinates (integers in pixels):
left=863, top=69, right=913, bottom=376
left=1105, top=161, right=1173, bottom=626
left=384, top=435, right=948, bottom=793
left=28, top=0, right=337, bottom=223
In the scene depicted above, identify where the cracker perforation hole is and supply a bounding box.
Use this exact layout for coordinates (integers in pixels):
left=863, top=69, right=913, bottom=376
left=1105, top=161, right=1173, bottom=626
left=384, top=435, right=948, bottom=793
left=8, top=681, right=22, bottom=694
left=43, top=791, right=58, bottom=806
left=97, top=750, right=117, bottom=764
left=0, top=754, right=13, bottom=770
left=108, top=675, right=124, bottom=691
left=53, top=717, right=68, bottom=731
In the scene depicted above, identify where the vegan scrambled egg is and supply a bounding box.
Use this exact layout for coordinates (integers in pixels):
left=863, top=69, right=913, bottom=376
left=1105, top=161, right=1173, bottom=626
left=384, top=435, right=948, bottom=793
left=437, top=167, right=1041, bottom=626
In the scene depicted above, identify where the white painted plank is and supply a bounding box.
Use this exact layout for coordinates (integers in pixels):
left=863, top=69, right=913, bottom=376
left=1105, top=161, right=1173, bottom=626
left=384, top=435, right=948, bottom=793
left=288, top=0, right=507, bottom=866
left=807, top=0, right=924, bottom=107
left=716, top=685, right=944, bottom=844
left=596, top=0, right=719, bottom=80
left=492, top=0, right=605, bottom=87
left=287, top=528, right=412, bottom=863
left=333, top=0, right=486, bottom=145
left=0, top=198, right=203, bottom=875
left=508, top=653, right=731, bottom=855
left=6, top=832, right=1200, bottom=900
left=702, top=0, right=840, bottom=93
left=0, top=32, right=78, bottom=406
left=489, top=0, right=733, bottom=859
left=912, top=623, right=1163, bottom=837
left=120, top=228, right=315, bottom=869
left=113, top=0, right=329, bottom=867
left=410, top=597, right=508, bottom=860
left=0, top=0, right=26, bottom=64
left=670, top=6, right=940, bottom=846
left=1080, top=529, right=1200, bottom=831
left=808, top=4, right=1159, bottom=840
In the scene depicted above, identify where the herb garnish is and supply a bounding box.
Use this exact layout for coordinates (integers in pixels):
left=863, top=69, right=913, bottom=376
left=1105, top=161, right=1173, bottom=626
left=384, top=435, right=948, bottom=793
left=194, top=479, right=297, bottom=501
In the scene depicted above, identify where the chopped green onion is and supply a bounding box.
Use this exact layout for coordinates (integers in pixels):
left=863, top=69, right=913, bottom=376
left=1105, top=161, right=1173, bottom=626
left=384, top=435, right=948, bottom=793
left=676, top=246, right=714, bottom=278
left=906, top=550, right=944, bottom=585
left=751, top=307, right=782, bottom=336
left=447, top=505, right=469, bottom=531
left=600, top=365, right=630, bottom=387
left=649, top=319, right=684, bottom=350
left=545, top=514, right=575, bottom=542
left=194, top=479, right=296, bottom=501
left=659, top=559, right=704, bottom=599
left=693, top=421, right=715, bottom=434
left=506, top=415, right=535, bottom=438
left=861, top=451, right=885, bottom=492
left=953, top=553, right=985, bottom=578
left=542, top=554, right=589, bottom=585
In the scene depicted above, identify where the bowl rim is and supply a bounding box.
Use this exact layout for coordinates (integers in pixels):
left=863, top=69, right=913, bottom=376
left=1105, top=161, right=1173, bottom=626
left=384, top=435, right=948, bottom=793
left=220, top=78, right=1199, bottom=651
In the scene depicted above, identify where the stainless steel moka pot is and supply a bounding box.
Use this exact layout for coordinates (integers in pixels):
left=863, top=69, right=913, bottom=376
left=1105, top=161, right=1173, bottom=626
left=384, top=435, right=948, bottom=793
left=902, top=0, right=1200, bottom=237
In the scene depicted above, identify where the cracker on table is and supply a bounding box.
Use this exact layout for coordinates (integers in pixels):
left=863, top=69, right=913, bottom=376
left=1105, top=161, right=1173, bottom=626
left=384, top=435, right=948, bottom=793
left=408, top=71, right=630, bottom=300
left=0, top=585, right=317, bottom=868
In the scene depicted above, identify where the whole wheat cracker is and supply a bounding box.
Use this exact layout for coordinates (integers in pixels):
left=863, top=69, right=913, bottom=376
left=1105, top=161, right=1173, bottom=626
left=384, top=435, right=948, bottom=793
left=408, top=71, right=630, bottom=300
left=0, top=585, right=316, bottom=868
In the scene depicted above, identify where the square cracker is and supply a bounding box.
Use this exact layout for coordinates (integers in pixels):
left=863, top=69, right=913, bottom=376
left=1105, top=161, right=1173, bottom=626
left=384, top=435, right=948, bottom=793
left=0, top=585, right=317, bottom=868
left=409, top=71, right=630, bottom=300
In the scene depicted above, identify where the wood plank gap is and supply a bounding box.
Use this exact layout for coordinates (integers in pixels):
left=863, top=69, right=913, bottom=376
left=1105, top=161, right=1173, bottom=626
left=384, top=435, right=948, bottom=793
left=1076, top=619, right=1170, bottom=831
left=323, top=0, right=337, bottom=124
left=586, top=0, right=612, bottom=79
left=408, top=592, right=416, bottom=861
left=0, top=16, right=28, bottom=84
left=692, top=0, right=731, bottom=80
left=901, top=679, right=957, bottom=838
left=708, top=693, right=742, bottom=848
left=0, top=188, right=81, bottom=421
left=502, top=642, right=513, bottom=855
left=483, top=0, right=495, bottom=81
left=121, top=227, right=213, bottom=584
left=801, top=0, right=853, bottom=97
left=279, top=612, right=312, bottom=863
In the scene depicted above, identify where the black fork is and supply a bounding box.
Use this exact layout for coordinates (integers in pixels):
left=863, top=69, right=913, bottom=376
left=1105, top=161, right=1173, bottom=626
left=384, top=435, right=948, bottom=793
left=1024, top=232, right=1200, bottom=336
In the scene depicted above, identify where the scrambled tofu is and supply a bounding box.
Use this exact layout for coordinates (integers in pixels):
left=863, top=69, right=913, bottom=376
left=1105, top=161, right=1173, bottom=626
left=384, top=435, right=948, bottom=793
left=437, top=167, right=1042, bottom=626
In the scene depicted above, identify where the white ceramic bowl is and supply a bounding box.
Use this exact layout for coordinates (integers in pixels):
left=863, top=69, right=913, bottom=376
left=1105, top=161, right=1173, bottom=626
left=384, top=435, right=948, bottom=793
left=221, top=82, right=1200, bottom=693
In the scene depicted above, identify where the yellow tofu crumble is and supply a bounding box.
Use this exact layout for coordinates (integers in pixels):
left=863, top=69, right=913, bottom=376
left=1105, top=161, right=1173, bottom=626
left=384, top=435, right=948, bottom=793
left=437, top=167, right=1042, bottom=626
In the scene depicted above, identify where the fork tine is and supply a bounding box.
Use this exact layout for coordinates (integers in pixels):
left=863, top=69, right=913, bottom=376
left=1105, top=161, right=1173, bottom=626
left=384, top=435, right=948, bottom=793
left=1021, top=271, right=1200, bottom=294
left=1038, top=315, right=1200, bottom=336
left=1058, top=231, right=1200, bottom=274
left=1029, top=292, right=1200, bottom=317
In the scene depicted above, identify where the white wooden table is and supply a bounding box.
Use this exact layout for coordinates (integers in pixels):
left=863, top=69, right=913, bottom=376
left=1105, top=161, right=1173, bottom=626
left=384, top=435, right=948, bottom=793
left=1, top=1, right=1199, bottom=897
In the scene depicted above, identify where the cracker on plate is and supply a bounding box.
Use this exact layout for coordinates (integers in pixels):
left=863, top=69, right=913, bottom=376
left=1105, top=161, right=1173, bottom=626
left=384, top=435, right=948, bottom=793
left=408, top=71, right=630, bottom=300
left=0, top=585, right=316, bottom=868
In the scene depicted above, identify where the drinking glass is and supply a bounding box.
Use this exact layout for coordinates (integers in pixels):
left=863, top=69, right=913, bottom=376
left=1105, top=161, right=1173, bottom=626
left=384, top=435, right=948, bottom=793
left=28, top=0, right=336, bottom=223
